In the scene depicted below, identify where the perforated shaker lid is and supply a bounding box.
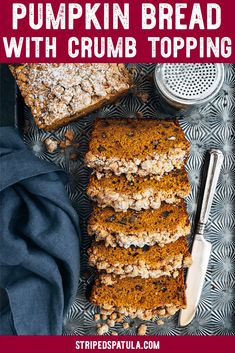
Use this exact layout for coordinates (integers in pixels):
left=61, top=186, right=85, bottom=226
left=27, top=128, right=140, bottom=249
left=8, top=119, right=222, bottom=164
left=154, top=63, right=224, bottom=106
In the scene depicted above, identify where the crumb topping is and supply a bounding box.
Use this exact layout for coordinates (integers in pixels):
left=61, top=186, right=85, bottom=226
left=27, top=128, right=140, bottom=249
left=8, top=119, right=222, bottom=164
left=10, top=64, right=131, bottom=129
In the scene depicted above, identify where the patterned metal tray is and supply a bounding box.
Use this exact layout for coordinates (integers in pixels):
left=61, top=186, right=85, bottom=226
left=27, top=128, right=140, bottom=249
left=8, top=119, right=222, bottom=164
left=15, top=64, right=235, bottom=336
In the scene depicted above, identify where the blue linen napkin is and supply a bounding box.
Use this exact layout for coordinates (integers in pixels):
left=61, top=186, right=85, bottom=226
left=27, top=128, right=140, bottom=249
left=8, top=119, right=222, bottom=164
left=0, top=127, right=80, bottom=335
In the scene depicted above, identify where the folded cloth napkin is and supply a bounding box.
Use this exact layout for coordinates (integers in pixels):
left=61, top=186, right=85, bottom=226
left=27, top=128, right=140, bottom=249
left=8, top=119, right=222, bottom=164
left=0, top=127, right=80, bottom=335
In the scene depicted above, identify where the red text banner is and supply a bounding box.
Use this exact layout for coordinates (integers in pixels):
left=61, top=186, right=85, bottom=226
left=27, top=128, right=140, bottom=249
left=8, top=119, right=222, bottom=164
left=0, top=0, right=234, bottom=62
left=0, top=336, right=235, bottom=353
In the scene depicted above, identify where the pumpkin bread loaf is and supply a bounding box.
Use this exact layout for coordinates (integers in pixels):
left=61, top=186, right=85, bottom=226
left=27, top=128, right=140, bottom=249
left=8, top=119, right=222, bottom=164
left=85, top=118, right=190, bottom=180
left=89, top=237, right=192, bottom=278
left=87, top=168, right=190, bottom=212
left=88, top=202, right=190, bottom=248
left=90, top=270, right=187, bottom=320
left=9, top=64, right=132, bottom=131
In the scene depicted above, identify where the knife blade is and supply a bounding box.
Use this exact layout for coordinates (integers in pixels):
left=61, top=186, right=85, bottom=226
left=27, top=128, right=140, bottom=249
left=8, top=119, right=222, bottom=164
left=178, top=149, right=224, bottom=327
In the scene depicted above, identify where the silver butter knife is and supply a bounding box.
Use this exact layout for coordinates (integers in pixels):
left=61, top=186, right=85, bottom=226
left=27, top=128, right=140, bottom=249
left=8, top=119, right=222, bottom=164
left=179, top=149, right=224, bottom=327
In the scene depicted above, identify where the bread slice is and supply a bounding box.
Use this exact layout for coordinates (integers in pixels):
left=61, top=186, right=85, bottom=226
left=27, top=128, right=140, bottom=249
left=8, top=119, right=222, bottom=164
left=85, top=118, right=190, bottom=180
left=87, top=167, right=190, bottom=212
left=88, top=202, right=190, bottom=248
left=90, top=270, right=187, bottom=320
left=9, top=64, right=132, bottom=131
left=89, top=237, right=192, bottom=278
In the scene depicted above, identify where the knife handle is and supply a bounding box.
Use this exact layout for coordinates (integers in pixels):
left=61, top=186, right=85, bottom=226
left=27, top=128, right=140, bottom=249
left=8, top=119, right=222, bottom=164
left=197, top=149, right=224, bottom=234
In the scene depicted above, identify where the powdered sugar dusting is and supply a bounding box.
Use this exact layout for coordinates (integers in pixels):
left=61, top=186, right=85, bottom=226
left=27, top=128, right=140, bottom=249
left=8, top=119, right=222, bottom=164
left=10, top=63, right=131, bottom=129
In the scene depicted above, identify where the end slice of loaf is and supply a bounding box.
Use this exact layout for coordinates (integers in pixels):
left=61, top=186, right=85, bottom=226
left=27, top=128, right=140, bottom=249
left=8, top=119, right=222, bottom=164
left=90, top=270, right=187, bottom=320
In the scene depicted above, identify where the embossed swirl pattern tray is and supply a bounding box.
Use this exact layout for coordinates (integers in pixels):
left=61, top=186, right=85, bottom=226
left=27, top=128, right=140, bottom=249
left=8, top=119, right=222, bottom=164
left=14, top=64, right=235, bottom=335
